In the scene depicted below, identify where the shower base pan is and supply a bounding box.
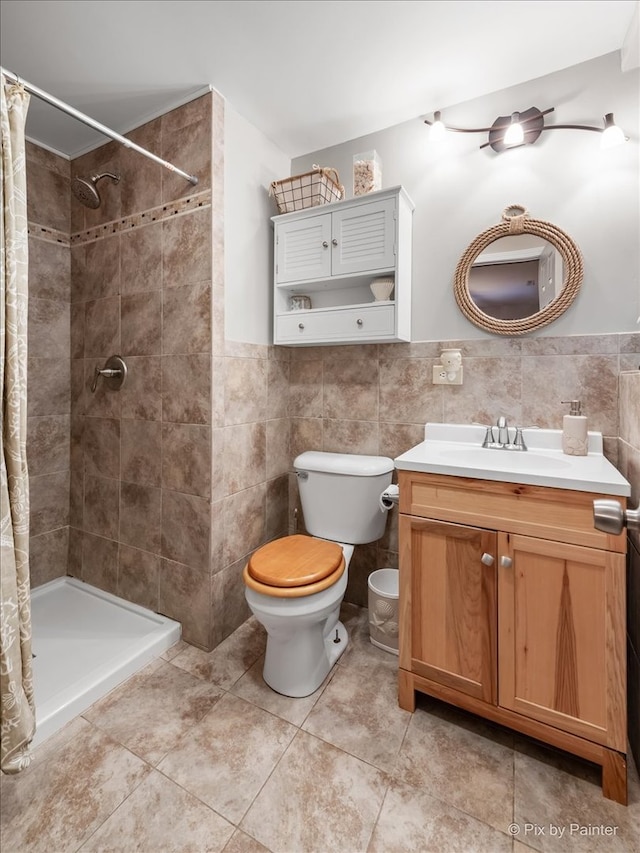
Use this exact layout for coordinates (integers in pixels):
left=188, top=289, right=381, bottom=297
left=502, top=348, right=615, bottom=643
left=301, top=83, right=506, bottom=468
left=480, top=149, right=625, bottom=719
left=30, top=576, right=181, bottom=748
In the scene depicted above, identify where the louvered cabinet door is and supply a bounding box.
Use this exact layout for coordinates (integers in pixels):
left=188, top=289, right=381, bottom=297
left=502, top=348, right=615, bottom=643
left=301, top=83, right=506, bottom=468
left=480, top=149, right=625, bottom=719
left=330, top=196, right=396, bottom=276
left=498, top=532, right=626, bottom=751
left=275, top=214, right=332, bottom=283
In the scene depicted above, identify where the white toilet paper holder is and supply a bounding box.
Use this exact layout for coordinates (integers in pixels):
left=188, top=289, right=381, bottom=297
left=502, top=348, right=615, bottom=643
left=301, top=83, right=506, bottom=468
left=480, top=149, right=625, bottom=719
left=380, top=484, right=400, bottom=511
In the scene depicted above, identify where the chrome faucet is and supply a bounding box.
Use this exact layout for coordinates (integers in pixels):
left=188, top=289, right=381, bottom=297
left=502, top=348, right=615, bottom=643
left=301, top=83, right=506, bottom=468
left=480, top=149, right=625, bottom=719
left=496, top=416, right=509, bottom=446
left=479, top=418, right=530, bottom=451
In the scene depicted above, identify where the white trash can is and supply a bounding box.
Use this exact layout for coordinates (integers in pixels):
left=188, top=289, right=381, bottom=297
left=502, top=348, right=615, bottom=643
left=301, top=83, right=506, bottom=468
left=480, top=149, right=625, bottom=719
left=368, top=568, right=399, bottom=655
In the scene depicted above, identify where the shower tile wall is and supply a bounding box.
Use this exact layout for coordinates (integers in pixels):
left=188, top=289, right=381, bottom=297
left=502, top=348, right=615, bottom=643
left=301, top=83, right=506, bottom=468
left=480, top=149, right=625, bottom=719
left=288, top=333, right=640, bottom=606
left=67, top=96, right=215, bottom=648
left=26, top=142, right=71, bottom=588
left=64, top=92, right=289, bottom=650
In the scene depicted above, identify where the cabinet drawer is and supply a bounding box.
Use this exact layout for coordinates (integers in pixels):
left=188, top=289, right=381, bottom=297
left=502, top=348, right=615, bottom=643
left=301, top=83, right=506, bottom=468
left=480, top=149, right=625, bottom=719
left=397, top=470, right=627, bottom=552
left=276, top=304, right=395, bottom=344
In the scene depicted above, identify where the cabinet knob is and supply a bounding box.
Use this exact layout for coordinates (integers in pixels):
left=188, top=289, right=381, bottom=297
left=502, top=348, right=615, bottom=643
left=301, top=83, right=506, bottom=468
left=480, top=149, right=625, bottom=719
left=332, top=238, right=338, bottom=246
left=481, top=553, right=495, bottom=566
left=500, top=556, right=513, bottom=569
left=298, top=323, right=305, bottom=330
left=322, top=241, right=329, bottom=248
left=356, top=318, right=363, bottom=326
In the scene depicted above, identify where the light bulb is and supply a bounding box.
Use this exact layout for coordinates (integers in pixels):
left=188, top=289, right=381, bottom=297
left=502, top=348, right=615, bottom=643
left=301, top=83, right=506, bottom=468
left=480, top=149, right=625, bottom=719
left=429, top=111, right=446, bottom=142
left=504, top=112, right=524, bottom=146
left=601, top=113, right=626, bottom=149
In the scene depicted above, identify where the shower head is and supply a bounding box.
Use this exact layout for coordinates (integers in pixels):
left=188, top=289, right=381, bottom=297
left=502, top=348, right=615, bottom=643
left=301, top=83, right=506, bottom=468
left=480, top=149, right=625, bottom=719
left=71, top=172, right=120, bottom=209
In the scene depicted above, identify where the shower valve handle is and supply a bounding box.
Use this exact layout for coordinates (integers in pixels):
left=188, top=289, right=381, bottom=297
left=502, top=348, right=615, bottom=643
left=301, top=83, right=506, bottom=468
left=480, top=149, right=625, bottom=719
left=91, top=367, right=121, bottom=392
left=90, top=356, right=127, bottom=393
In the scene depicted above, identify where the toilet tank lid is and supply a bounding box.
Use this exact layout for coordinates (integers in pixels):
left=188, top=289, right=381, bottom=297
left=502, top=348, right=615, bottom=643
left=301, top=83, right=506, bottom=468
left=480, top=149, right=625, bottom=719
left=294, top=451, right=394, bottom=476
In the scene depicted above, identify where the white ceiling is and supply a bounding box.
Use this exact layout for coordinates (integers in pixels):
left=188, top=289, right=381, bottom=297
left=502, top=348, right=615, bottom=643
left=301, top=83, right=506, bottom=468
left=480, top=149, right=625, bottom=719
left=1, top=0, right=638, bottom=159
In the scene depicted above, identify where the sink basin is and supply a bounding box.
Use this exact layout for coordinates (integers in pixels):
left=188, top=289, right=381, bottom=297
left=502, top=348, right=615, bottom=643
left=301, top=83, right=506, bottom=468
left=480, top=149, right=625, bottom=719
left=393, top=423, right=631, bottom=496
left=439, top=447, right=572, bottom=471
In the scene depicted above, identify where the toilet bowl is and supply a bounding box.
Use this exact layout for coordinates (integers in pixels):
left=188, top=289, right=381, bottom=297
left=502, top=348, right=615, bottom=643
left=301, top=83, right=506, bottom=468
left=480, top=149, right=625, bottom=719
left=243, top=451, right=394, bottom=698
left=244, top=535, right=354, bottom=697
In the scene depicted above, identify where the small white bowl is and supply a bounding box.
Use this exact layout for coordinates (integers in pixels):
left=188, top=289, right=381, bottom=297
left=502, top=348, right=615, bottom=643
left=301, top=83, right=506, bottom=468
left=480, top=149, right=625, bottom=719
left=370, top=277, right=394, bottom=301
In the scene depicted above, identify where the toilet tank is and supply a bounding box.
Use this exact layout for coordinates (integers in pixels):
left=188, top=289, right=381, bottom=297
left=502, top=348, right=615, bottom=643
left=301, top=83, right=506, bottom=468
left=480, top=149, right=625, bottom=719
left=294, top=451, right=394, bottom=545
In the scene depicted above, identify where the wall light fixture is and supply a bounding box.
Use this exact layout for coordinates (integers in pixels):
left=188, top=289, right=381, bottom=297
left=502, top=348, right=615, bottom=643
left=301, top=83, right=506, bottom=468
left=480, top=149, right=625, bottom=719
left=424, top=107, right=628, bottom=153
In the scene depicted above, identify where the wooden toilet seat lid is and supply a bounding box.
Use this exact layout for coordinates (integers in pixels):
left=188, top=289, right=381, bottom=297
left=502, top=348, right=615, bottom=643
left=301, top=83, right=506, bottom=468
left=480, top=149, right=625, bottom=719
left=247, top=534, right=343, bottom=587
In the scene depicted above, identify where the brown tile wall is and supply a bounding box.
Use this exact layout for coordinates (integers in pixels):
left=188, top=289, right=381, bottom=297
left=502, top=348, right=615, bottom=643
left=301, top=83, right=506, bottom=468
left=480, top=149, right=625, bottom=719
left=210, top=341, right=291, bottom=647
left=26, top=93, right=290, bottom=652
left=26, top=142, right=71, bottom=588
left=204, top=95, right=289, bottom=646
left=68, top=94, right=215, bottom=648
left=63, top=92, right=290, bottom=651
left=288, top=333, right=640, bottom=606
left=618, top=366, right=640, bottom=772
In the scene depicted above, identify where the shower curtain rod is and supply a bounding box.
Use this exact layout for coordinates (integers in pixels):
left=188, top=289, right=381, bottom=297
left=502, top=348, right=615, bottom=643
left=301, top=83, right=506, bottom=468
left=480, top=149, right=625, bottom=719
left=1, top=66, right=198, bottom=186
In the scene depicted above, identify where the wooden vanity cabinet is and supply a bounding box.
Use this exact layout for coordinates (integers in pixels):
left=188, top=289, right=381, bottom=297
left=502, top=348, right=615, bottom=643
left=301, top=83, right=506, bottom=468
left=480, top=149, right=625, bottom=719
left=397, top=469, right=628, bottom=804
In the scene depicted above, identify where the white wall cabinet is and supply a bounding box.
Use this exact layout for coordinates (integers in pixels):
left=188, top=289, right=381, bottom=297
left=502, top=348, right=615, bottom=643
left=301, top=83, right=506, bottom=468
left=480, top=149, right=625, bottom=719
left=272, top=186, right=414, bottom=346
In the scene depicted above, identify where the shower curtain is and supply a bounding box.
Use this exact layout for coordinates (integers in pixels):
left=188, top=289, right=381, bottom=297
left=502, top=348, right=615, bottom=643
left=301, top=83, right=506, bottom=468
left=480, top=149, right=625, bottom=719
left=0, top=75, right=35, bottom=773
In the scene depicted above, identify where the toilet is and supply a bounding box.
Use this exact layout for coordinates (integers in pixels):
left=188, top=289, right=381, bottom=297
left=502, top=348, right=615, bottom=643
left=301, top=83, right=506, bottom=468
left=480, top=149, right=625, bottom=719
left=243, top=451, right=394, bottom=697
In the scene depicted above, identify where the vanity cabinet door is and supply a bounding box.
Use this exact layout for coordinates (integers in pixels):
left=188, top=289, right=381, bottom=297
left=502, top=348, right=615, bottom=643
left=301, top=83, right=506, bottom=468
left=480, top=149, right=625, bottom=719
left=399, top=515, right=497, bottom=704
left=498, top=532, right=626, bottom=751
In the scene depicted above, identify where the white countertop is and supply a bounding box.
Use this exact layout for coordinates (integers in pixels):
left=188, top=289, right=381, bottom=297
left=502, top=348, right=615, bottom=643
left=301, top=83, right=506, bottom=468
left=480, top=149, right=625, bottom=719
left=394, top=424, right=631, bottom=497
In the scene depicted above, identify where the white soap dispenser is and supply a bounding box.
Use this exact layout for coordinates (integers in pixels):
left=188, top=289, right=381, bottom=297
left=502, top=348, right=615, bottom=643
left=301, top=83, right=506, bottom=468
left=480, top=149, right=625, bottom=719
left=561, top=400, right=588, bottom=456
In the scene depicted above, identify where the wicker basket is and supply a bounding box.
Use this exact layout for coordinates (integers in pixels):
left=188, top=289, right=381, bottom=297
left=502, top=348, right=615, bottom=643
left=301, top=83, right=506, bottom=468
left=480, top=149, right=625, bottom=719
left=270, top=166, right=344, bottom=214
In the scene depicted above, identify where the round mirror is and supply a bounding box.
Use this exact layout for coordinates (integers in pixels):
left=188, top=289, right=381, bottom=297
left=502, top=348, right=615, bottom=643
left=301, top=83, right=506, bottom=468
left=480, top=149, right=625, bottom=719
left=454, top=206, right=583, bottom=335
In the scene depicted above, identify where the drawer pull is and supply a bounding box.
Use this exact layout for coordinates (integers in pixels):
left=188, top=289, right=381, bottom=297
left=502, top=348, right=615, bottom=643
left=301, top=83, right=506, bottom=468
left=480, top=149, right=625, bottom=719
left=500, top=556, right=513, bottom=569
left=298, top=323, right=305, bottom=330
left=356, top=318, right=363, bottom=326
left=322, top=241, right=329, bottom=248
left=332, top=238, right=338, bottom=246
left=481, top=553, right=495, bottom=566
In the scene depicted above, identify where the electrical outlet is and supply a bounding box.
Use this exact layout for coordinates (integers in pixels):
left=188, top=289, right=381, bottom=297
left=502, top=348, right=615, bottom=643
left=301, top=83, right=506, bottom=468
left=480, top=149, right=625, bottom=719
left=433, top=366, right=447, bottom=384
left=432, top=365, right=463, bottom=385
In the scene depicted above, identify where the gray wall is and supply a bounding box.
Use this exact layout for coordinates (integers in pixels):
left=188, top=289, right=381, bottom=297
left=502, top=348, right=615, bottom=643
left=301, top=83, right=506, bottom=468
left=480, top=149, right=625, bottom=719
left=224, top=105, right=290, bottom=345
left=292, top=52, right=639, bottom=342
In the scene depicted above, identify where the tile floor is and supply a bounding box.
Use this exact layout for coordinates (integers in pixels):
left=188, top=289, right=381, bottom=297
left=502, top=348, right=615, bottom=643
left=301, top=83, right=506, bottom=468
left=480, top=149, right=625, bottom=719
left=1, top=604, right=639, bottom=853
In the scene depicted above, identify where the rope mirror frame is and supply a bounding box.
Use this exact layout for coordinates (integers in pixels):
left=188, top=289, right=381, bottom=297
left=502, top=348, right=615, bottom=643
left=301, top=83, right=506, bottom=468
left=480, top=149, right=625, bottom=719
left=454, top=205, right=584, bottom=336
